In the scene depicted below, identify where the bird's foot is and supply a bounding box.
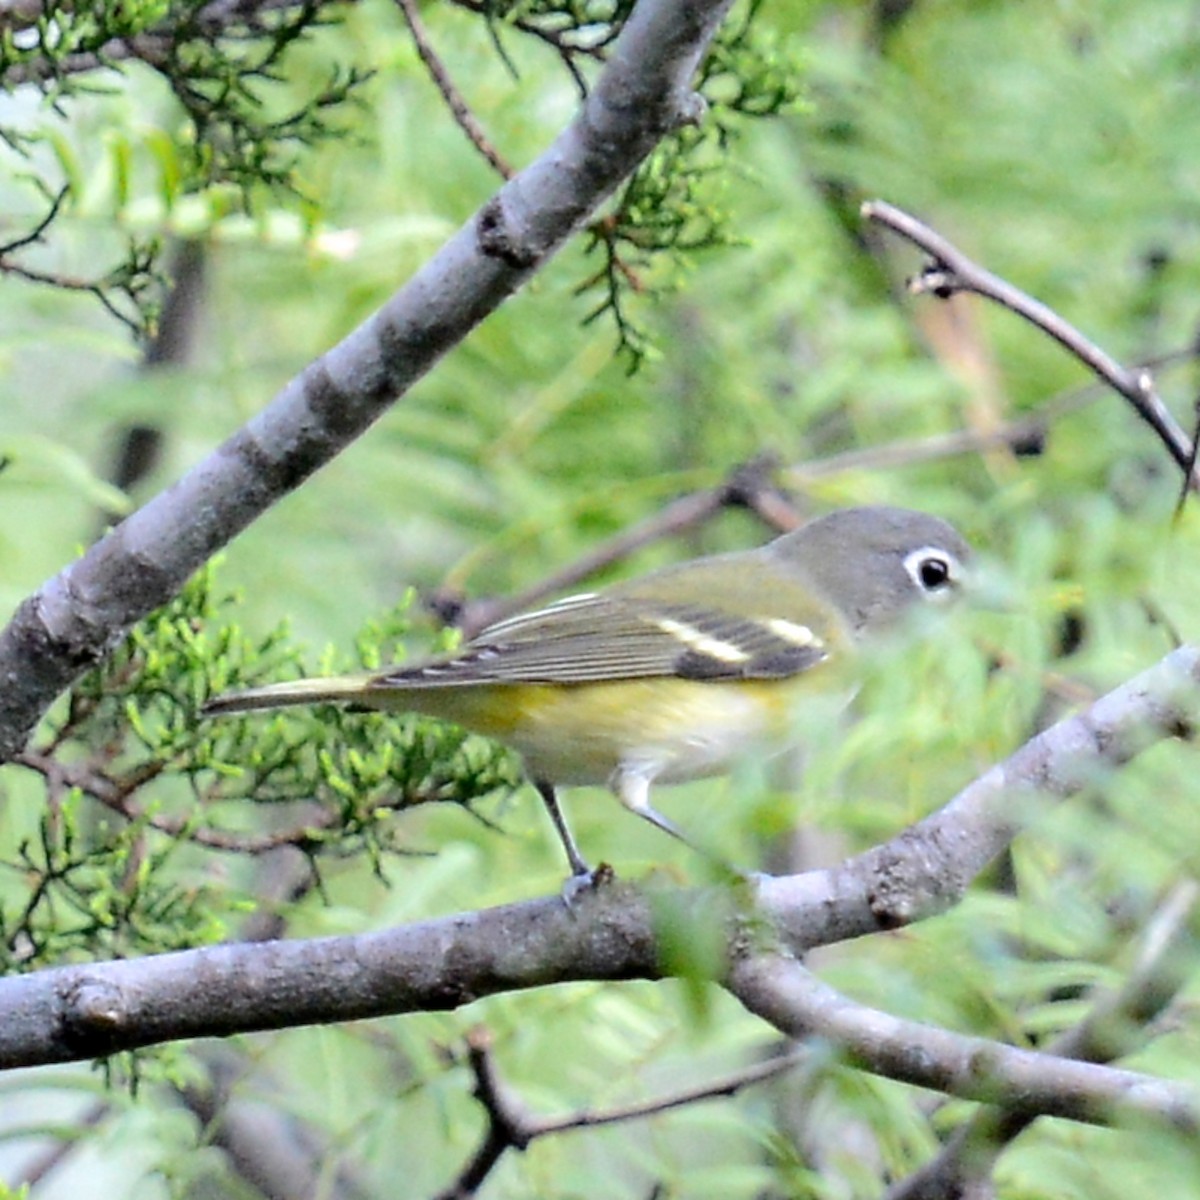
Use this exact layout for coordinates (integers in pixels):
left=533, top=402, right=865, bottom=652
left=560, top=861, right=615, bottom=909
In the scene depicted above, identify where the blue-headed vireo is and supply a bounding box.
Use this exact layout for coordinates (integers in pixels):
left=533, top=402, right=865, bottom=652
left=203, top=506, right=970, bottom=878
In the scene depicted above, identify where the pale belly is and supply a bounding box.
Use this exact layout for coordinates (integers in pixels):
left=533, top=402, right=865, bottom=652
left=398, top=676, right=803, bottom=789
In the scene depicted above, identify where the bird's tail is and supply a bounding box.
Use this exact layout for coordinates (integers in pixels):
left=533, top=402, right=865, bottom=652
left=202, top=674, right=375, bottom=716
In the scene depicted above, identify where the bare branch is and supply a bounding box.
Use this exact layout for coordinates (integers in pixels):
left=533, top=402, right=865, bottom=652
left=431, top=454, right=800, bottom=636
left=437, top=1024, right=806, bottom=1197
left=0, top=185, right=149, bottom=335
left=446, top=0, right=608, bottom=98
left=726, top=955, right=1198, bottom=1131
left=755, top=645, right=1200, bottom=953
left=862, top=199, right=1200, bottom=490
left=0, top=184, right=68, bottom=256
left=393, top=0, right=514, bottom=180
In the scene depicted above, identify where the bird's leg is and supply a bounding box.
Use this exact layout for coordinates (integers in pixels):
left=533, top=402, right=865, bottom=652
left=533, top=779, right=592, bottom=880
left=612, top=771, right=693, bottom=846
left=614, top=770, right=746, bottom=882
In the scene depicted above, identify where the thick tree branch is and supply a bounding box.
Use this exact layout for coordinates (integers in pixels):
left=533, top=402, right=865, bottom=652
left=0, top=644, right=1195, bottom=1136
left=755, top=645, right=1200, bottom=953
left=862, top=199, right=1200, bottom=489
left=0, top=884, right=661, bottom=1070
left=726, top=955, right=1198, bottom=1131
left=0, top=0, right=734, bottom=763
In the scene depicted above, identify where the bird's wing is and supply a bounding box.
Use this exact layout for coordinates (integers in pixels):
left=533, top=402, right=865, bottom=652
left=371, top=583, right=833, bottom=690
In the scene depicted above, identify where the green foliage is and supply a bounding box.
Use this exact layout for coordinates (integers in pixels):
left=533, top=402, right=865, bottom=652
left=5, top=0, right=1200, bottom=1197
left=580, top=0, right=803, bottom=366
left=156, top=1, right=372, bottom=202
left=0, top=0, right=367, bottom=202
left=2, top=564, right=521, bottom=971
left=1, top=0, right=368, bottom=337
left=0, top=0, right=792, bottom=355
left=0, top=790, right=224, bottom=970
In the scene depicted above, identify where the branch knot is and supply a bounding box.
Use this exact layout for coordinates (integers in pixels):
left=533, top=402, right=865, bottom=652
left=59, top=976, right=131, bottom=1054
left=477, top=197, right=539, bottom=270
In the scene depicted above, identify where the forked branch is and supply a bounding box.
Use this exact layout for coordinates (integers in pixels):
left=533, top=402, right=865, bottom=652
left=862, top=199, right=1200, bottom=491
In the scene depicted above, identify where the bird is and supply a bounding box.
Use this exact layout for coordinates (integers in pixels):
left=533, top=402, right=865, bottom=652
left=202, top=506, right=970, bottom=880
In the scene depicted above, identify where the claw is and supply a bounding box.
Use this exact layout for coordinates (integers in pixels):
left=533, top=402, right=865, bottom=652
left=559, top=861, right=615, bottom=910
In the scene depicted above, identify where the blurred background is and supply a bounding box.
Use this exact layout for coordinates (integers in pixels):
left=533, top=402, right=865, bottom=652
left=2, top=1, right=1200, bottom=1196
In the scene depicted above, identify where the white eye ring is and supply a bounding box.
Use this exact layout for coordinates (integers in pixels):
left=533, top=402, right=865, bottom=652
left=904, top=547, right=958, bottom=597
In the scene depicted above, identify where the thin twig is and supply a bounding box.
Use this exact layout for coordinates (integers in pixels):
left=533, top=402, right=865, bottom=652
left=793, top=345, right=1200, bottom=485
left=429, top=456, right=800, bottom=637
left=1176, top=398, right=1200, bottom=518
left=446, top=0, right=607, bottom=98
left=787, top=409, right=1060, bottom=483
left=435, top=1024, right=807, bottom=1199
left=11, top=1099, right=109, bottom=1188
left=862, top=199, right=1200, bottom=491
left=393, top=0, right=513, bottom=180
left=13, top=744, right=472, bottom=856
left=0, top=259, right=144, bottom=336
left=13, top=749, right=325, bottom=854
left=0, top=185, right=144, bottom=334
left=0, top=183, right=69, bottom=255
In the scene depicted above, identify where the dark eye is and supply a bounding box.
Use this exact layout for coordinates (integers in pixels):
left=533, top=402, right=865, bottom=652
left=916, top=555, right=952, bottom=591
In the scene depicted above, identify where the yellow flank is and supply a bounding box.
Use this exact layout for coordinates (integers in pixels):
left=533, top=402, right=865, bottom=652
left=368, top=674, right=823, bottom=787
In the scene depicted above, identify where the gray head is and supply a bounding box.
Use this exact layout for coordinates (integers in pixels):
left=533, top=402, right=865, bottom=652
left=769, top=506, right=971, bottom=635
